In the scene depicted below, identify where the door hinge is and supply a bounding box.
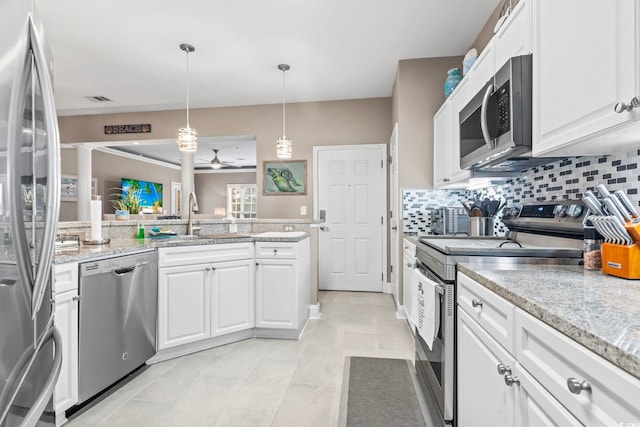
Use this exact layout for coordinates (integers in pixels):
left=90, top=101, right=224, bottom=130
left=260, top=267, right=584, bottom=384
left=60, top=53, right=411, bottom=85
left=390, top=265, right=393, bottom=273
left=381, top=159, right=384, bottom=168
left=381, top=216, right=384, bottom=224
left=381, top=273, right=384, bottom=281
left=387, top=155, right=392, bottom=164
left=390, top=210, right=393, bottom=219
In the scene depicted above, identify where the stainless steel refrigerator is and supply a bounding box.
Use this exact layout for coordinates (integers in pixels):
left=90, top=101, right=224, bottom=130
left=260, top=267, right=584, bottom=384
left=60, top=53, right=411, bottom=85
left=0, top=0, right=62, bottom=426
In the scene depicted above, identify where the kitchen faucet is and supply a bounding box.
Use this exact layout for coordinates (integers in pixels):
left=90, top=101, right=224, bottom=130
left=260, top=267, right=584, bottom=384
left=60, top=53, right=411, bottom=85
left=187, top=192, right=199, bottom=235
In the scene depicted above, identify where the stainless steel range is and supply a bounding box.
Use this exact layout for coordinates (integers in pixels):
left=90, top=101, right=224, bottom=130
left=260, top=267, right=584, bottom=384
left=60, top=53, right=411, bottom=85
left=413, top=201, right=587, bottom=427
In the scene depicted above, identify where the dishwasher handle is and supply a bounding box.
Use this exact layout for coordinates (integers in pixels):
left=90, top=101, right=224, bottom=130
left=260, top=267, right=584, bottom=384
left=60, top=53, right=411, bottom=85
left=113, top=261, right=149, bottom=276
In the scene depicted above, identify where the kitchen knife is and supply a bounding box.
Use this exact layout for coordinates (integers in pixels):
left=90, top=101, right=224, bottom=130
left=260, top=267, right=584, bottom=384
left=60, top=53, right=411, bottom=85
left=596, top=184, right=612, bottom=200
left=603, top=197, right=629, bottom=224
left=591, top=216, right=613, bottom=243
left=601, top=217, right=620, bottom=244
left=582, top=195, right=605, bottom=216
left=610, top=215, right=633, bottom=245
left=584, top=190, right=605, bottom=215
left=614, top=190, right=639, bottom=220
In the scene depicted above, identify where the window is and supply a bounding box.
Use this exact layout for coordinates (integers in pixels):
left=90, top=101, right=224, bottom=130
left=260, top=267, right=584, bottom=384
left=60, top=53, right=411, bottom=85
left=227, top=184, right=257, bottom=219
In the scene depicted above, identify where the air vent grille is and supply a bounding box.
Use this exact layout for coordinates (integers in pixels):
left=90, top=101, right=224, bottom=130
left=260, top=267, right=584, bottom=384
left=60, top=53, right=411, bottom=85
left=85, top=96, right=112, bottom=102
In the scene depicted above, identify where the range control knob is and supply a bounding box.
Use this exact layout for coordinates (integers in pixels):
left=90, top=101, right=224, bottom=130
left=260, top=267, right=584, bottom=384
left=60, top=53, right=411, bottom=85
left=553, top=205, right=567, bottom=217
left=567, top=204, right=583, bottom=218
left=510, top=206, right=521, bottom=217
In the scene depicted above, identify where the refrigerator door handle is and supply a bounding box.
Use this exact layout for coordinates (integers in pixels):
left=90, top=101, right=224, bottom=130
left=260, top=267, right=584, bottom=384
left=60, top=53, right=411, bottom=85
left=6, top=22, right=35, bottom=316
left=21, top=326, right=63, bottom=427
left=0, top=323, right=62, bottom=427
left=28, top=15, right=61, bottom=318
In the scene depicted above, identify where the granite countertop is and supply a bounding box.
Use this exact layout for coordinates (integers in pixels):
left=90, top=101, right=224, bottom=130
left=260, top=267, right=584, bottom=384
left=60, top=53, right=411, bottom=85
left=458, top=263, right=640, bottom=379
left=54, top=232, right=309, bottom=264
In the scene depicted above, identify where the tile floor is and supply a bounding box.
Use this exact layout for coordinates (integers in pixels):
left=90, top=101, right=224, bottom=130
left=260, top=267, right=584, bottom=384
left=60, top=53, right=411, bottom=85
left=66, top=291, right=416, bottom=427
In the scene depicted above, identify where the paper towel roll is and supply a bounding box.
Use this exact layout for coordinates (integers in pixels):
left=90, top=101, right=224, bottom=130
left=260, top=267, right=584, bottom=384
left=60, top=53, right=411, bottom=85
left=90, top=195, right=102, bottom=241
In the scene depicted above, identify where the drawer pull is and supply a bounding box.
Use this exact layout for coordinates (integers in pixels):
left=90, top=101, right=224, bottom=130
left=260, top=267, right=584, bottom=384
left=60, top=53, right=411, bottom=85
left=567, top=378, right=592, bottom=394
left=497, top=364, right=511, bottom=375
left=472, top=299, right=483, bottom=308
left=504, top=375, right=519, bottom=387
left=273, top=249, right=278, bottom=255
left=407, top=262, right=413, bottom=268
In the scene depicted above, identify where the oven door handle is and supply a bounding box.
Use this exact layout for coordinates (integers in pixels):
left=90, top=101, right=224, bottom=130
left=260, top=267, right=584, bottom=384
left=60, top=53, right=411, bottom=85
left=480, top=83, right=495, bottom=150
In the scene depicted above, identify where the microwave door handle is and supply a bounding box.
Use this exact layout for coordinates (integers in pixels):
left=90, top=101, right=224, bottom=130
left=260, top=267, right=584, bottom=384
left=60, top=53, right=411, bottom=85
left=480, top=83, right=495, bottom=150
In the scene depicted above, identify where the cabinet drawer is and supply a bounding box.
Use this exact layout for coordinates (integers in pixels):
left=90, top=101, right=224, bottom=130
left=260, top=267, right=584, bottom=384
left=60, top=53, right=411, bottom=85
left=159, top=243, right=254, bottom=267
left=255, top=242, right=297, bottom=259
left=54, top=262, right=78, bottom=294
left=515, top=308, right=640, bottom=426
left=457, top=272, right=515, bottom=354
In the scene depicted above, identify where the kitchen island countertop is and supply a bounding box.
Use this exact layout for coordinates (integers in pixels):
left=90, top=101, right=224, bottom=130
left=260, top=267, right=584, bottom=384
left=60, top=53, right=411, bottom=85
left=54, top=232, right=309, bottom=264
left=458, top=263, right=640, bottom=379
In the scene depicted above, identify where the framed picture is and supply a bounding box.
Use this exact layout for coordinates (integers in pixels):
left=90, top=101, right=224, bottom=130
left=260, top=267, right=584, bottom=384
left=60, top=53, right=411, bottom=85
left=171, top=181, right=181, bottom=215
left=61, top=175, right=97, bottom=201
left=263, top=160, right=307, bottom=195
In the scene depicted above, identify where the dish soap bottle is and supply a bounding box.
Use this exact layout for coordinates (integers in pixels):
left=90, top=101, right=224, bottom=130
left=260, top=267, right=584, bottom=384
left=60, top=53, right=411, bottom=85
left=137, top=213, right=145, bottom=239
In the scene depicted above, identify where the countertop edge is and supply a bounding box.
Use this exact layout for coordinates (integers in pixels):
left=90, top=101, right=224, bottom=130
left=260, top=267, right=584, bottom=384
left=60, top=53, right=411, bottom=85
left=457, top=264, right=639, bottom=379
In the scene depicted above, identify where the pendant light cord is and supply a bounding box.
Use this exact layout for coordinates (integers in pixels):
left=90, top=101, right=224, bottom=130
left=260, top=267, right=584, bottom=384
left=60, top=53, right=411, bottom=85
left=282, top=68, right=286, bottom=139
left=185, top=50, right=191, bottom=127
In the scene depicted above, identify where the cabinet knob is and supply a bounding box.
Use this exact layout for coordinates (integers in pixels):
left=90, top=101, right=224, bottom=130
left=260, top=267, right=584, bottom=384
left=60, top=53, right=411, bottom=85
left=273, top=249, right=278, bottom=255
left=391, top=226, right=398, bottom=230
left=497, top=364, right=511, bottom=375
left=614, top=96, right=640, bottom=113
left=72, top=295, right=81, bottom=302
left=407, top=262, right=413, bottom=268
left=320, top=226, right=330, bottom=232
left=205, top=267, right=211, bottom=271
left=567, top=378, right=592, bottom=394
left=504, top=374, right=519, bottom=387
left=472, top=299, right=483, bottom=308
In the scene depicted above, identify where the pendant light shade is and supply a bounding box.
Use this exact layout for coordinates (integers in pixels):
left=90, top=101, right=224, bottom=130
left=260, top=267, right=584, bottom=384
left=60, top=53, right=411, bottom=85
left=276, top=64, right=292, bottom=159
left=177, top=43, right=197, bottom=152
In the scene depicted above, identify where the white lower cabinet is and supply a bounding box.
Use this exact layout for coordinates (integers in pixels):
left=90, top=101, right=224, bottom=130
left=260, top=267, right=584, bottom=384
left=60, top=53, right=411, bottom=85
left=53, top=262, right=79, bottom=425
left=211, top=259, right=254, bottom=336
left=457, top=272, right=638, bottom=426
left=158, top=263, right=211, bottom=350
left=255, top=238, right=310, bottom=333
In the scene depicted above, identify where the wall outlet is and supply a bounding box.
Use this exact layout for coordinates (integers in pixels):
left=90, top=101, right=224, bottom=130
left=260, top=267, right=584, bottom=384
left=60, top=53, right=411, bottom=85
left=300, top=205, right=307, bottom=215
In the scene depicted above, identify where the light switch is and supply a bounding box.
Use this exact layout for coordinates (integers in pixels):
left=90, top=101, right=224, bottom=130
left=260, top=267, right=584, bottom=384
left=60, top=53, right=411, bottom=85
left=300, top=205, right=307, bottom=215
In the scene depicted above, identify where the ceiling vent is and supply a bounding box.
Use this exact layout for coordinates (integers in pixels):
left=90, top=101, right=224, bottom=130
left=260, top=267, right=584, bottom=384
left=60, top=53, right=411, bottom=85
left=85, top=95, right=112, bottom=102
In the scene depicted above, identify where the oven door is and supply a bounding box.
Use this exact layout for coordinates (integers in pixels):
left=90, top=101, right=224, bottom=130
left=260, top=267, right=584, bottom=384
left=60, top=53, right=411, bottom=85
left=414, top=262, right=455, bottom=424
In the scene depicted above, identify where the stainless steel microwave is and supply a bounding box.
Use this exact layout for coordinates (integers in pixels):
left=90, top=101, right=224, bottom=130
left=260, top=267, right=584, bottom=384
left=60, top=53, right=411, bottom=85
left=459, top=54, right=542, bottom=172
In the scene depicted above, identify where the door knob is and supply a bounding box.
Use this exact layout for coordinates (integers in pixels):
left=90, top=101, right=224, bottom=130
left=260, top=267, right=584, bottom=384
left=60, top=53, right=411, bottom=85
left=391, top=226, right=398, bottom=230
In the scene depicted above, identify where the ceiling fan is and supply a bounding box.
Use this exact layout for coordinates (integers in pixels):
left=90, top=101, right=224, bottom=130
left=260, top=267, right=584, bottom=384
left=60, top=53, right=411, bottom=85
left=208, top=149, right=238, bottom=169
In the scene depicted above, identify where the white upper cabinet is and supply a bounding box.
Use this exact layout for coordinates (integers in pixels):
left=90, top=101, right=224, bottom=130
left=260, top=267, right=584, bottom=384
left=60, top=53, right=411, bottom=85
left=532, top=0, right=640, bottom=156
left=433, top=102, right=451, bottom=188
left=493, top=0, right=532, bottom=71
left=448, top=78, right=472, bottom=184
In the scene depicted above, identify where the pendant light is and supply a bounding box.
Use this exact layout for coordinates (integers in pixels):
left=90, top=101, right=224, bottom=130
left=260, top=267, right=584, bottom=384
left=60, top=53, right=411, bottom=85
left=276, top=63, right=292, bottom=159
left=177, top=43, right=197, bottom=152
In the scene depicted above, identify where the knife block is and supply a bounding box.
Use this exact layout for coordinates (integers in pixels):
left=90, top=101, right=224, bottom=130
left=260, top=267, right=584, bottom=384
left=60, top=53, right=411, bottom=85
left=601, top=243, right=640, bottom=279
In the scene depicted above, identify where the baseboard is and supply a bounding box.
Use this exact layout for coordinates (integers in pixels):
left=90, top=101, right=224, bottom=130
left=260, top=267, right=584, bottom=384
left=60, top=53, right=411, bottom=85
left=383, top=281, right=392, bottom=294
left=309, top=303, right=321, bottom=319
left=396, top=304, right=407, bottom=319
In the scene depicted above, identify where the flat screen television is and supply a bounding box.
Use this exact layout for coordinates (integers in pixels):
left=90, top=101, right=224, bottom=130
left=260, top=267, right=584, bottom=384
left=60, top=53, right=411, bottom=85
left=121, top=178, right=163, bottom=214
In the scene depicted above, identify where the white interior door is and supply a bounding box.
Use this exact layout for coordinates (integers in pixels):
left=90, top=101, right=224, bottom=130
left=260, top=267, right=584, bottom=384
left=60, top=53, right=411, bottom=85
left=389, top=124, right=399, bottom=302
left=315, top=145, right=386, bottom=292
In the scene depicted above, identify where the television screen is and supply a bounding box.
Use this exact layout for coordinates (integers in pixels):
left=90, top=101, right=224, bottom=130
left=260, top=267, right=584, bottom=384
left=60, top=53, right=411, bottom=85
left=121, top=178, right=163, bottom=214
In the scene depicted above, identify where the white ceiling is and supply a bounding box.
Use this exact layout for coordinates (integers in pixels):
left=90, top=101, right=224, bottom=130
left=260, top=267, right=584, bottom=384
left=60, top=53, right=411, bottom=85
left=38, top=0, right=500, bottom=166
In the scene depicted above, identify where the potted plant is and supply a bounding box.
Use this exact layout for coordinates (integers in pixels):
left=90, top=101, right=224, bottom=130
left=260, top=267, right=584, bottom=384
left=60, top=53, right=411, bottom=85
left=111, top=187, right=142, bottom=220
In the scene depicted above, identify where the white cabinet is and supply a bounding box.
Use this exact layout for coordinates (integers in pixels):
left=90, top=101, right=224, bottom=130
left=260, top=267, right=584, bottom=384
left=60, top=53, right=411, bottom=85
left=493, top=0, right=532, bottom=71
left=53, top=263, right=79, bottom=424
left=211, top=259, right=254, bottom=336
left=433, top=102, right=451, bottom=188
left=402, top=238, right=416, bottom=327
left=448, top=78, right=472, bottom=185
left=457, top=271, right=640, bottom=426
left=157, top=243, right=255, bottom=350
left=158, top=263, right=211, bottom=350
left=532, top=1, right=640, bottom=156
left=255, top=238, right=310, bottom=335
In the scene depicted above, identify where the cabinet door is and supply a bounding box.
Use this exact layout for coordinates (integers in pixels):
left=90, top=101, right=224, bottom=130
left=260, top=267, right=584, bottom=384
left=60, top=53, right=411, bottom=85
left=457, top=308, right=516, bottom=427
left=470, top=41, right=495, bottom=94
left=402, top=252, right=415, bottom=324
left=448, top=77, right=472, bottom=184
left=514, top=363, right=581, bottom=427
left=158, top=264, right=210, bottom=349
left=211, top=259, right=254, bottom=336
left=255, top=259, right=296, bottom=329
left=433, top=102, right=451, bottom=188
left=54, top=290, right=79, bottom=415
left=494, top=0, right=531, bottom=71
left=533, top=0, right=639, bottom=156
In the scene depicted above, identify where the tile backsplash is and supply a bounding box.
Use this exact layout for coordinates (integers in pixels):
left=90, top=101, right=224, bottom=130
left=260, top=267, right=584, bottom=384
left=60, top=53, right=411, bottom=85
left=403, top=147, right=640, bottom=236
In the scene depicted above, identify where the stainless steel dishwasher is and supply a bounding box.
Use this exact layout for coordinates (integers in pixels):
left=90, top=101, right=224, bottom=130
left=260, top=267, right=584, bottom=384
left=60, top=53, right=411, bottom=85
left=77, top=250, right=157, bottom=404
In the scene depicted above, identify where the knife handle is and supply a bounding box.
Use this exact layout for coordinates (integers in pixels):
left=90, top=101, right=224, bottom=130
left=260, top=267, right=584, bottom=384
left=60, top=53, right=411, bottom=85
left=614, top=190, right=639, bottom=219
left=596, top=184, right=612, bottom=199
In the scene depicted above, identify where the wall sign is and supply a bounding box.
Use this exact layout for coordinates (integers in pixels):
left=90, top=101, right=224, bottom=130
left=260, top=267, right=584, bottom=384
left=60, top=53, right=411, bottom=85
left=104, top=124, right=151, bottom=135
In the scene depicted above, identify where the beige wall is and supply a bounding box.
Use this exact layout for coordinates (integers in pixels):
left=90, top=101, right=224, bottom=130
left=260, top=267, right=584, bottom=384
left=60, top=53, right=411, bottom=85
left=58, top=98, right=392, bottom=219
left=60, top=147, right=181, bottom=221
left=194, top=171, right=257, bottom=215
left=470, top=0, right=507, bottom=55
left=394, top=56, right=462, bottom=189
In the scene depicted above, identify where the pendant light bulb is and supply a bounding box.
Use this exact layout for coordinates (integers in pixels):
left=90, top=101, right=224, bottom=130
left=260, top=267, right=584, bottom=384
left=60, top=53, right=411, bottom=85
left=276, top=63, right=292, bottom=159
left=177, top=43, right=197, bottom=152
